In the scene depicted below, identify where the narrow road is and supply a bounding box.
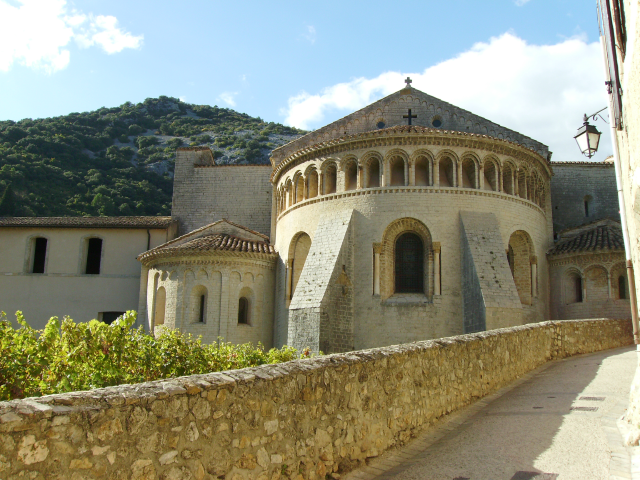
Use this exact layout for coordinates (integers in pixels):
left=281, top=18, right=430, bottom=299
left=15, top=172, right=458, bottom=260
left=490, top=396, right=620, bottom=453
left=345, top=345, right=638, bottom=480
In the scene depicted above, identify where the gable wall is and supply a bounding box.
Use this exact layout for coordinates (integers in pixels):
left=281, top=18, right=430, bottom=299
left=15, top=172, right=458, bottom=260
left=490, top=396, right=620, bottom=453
left=550, top=163, right=619, bottom=234
left=172, top=150, right=273, bottom=237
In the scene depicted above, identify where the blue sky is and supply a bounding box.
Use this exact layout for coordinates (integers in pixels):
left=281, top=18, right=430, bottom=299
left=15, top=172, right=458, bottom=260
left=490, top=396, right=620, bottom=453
left=0, top=0, right=612, bottom=162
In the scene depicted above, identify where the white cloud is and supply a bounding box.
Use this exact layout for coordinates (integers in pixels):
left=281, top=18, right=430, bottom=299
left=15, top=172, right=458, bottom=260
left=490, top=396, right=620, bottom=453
left=0, top=0, right=142, bottom=74
left=218, top=92, right=238, bottom=107
left=283, top=32, right=611, bottom=163
left=304, top=25, right=316, bottom=44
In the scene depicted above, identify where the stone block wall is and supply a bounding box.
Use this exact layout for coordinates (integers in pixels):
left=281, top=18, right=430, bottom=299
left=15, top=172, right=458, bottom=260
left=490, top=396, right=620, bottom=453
left=550, top=162, right=619, bottom=234
left=0, top=318, right=632, bottom=480
left=172, top=149, right=272, bottom=236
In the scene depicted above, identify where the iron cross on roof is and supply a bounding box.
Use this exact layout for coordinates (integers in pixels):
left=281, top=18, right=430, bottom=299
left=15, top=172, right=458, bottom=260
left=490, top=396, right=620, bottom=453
left=405, top=77, right=412, bottom=87
left=403, top=109, right=417, bottom=125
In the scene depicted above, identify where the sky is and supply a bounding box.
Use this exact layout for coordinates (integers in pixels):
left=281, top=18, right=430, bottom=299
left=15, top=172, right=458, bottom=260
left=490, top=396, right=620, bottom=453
left=0, top=0, right=613, bottom=163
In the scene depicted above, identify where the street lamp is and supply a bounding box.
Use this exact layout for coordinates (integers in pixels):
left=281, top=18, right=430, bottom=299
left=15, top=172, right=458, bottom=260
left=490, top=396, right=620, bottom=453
left=574, top=108, right=607, bottom=158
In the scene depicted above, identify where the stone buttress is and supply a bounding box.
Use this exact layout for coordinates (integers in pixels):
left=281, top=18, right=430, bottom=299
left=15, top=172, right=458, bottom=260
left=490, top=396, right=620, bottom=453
left=287, top=210, right=354, bottom=353
left=460, top=211, right=523, bottom=332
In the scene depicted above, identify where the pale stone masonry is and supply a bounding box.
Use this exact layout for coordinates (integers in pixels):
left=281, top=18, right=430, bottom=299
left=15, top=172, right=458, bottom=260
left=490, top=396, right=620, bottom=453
left=133, top=83, right=631, bottom=354
left=172, top=148, right=272, bottom=237
left=0, top=318, right=631, bottom=480
left=460, top=211, right=522, bottom=332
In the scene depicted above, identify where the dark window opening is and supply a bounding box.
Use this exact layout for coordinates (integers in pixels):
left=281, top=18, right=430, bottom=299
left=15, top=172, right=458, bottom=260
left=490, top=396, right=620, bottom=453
left=507, top=246, right=515, bottom=277
left=395, top=233, right=424, bottom=293
left=32, top=237, right=47, bottom=274
left=575, top=277, right=583, bottom=303
left=101, top=312, right=124, bottom=325
left=619, top=275, right=627, bottom=299
left=85, top=238, right=103, bottom=274
left=238, top=297, right=249, bottom=324
left=198, top=294, right=206, bottom=323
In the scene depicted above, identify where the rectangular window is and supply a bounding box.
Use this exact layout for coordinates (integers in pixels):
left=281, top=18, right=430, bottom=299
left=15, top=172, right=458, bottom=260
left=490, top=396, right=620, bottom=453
left=31, top=237, right=47, bottom=274
left=100, top=312, right=125, bottom=325
left=85, top=238, right=103, bottom=274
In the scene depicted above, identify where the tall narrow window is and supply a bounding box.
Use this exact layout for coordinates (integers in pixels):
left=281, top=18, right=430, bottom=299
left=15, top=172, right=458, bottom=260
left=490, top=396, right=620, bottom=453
left=85, top=238, right=103, bottom=274
left=619, top=275, right=627, bottom=299
left=198, top=294, right=206, bottom=323
left=584, top=195, right=592, bottom=217
left=395, top=233, right=424, bottom=293
left=575, top=276, right=583, bottom=302
left=238, top=297, right=249, bottom=324
left=31, top=237, right=47, bottom=274
left=324, top=165, right=337, bottom=194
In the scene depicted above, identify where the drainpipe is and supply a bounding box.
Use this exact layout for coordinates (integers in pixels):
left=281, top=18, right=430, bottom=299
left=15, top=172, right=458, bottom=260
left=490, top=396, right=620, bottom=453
left=601, top=37, right=639, bottom=344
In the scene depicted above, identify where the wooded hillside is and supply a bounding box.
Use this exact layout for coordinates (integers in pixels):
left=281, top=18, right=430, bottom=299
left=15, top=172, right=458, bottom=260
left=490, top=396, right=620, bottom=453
left=0, top=97, right=304, bottom=217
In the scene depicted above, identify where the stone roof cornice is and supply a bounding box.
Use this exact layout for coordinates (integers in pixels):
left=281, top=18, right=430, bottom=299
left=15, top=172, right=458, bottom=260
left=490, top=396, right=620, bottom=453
left=0, top=216, right=176, bottom=229
left=270, top=126, right=551, bottom=183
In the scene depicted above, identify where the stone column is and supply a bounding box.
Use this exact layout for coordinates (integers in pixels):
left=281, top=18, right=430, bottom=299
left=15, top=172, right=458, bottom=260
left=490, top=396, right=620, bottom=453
left=318, top=172, right=324, bottom=196
left=530, top=256, right=537, bottom=298
left=479, top=165, right=484, bottom=190
left=433, top=242, right=441, bottom=295
left=607, top=272, right=612, bottom=299
left=373, top=243, right=382, bottom=295
left=582, top=275, right=587, bottom=302
left=303, top=178, right=308, bottom=200
left=409, top=161, right=415, bottom=186
left=357, top=166, right=363, bottom=189
left=434, top=161, right=440, bottom=187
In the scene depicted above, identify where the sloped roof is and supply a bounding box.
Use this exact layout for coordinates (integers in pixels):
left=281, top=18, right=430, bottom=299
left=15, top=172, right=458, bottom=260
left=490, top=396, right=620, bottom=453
left=271, top=85, right=549, bottom=166
left=0, top=216, right=175, bottom=229
left=548, top=219, right=624, bottom=256
left=138, top=219, right=275, bottom=264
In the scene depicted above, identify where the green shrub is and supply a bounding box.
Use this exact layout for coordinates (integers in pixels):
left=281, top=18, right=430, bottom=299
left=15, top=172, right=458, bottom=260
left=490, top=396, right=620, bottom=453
left=0, top=311, right=311, bottom=401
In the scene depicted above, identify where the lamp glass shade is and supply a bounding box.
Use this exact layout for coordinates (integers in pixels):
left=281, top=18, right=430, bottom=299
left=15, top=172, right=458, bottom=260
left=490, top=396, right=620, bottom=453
left=574, top=122, right=602, bottom=158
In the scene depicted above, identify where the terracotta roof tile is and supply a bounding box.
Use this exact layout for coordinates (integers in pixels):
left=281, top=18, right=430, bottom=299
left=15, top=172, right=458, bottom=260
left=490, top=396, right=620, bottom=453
left=139, top=233, right=276, bottom=263
left=0, top=216, right=176, bottom=229
left=548, top=223, right=624, bottom=256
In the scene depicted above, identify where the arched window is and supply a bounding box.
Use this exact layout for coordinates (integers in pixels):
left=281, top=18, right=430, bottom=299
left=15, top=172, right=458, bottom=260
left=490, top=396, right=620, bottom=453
left=565, top=272, right=583, bottom=304
left=439, top=157, right=455, bottom=187
left=154, top=286, right=166, bottom=326
left=238, top=297, right=250, bottom=324
left=30, top=237, right=47, bottom=274
left=619, top=275, right=627, bottom=299
left=390, top=156, right=405, bottom=186
left=295, top=175, right=304, bottom=203
left=191, top=285, right=207, bottom=323
left=395, top=233, right=424, bottom=293
left=324, top=164, right=337, bottom=194
left=307, top=170, right=318, bottom=198
left=365, top=158, right=381, bottom=188
left=503, top=164, right=514, bottom=195
left=483, top=161, right=498, bottom=191
left=461, top=158, right=477, bottom=188
left=344, top=161, right=357, bottom=191
left=289, top=233, right=312, bottom=300
left=414, top=157, right=430, bottom=186
left=508, top=231, right=533, bottom=305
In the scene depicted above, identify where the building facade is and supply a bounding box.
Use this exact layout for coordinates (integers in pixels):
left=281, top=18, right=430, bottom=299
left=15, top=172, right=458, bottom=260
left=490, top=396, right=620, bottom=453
left=136, top=84, right=630, bottom=354
left=0, top=216, right=177, bottom=328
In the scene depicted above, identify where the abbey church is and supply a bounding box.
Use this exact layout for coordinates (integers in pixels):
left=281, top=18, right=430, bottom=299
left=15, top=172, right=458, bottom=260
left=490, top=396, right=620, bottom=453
left=0, top=82, right=630, bottom=354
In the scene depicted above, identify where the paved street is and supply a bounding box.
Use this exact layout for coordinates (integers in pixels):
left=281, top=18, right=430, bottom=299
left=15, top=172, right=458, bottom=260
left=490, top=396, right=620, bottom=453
left=345, top=346, right=639, bottom=480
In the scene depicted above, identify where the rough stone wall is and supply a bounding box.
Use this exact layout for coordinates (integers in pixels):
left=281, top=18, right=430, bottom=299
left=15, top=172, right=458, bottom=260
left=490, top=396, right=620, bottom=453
left=460, top=211, right=523, bottom=332
left=172, top=149, right=272, bottom=236
left=0, top=319, right=631, bottom=480
left=288, top=211, right=354, bottom=354
left=550, top=163, right=619, bottom=234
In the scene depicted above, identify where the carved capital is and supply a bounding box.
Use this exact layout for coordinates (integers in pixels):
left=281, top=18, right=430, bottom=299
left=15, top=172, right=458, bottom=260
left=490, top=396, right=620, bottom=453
left=432, top=242, right=441, bottom=254
left=373, top=243, right=383, bottom=254
left=530, top=255, right=538, bottom=265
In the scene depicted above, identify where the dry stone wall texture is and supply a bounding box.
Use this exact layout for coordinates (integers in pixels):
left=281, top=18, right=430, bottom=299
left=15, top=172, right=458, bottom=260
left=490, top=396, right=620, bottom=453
left=0, top=318, right=632, bottom=480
